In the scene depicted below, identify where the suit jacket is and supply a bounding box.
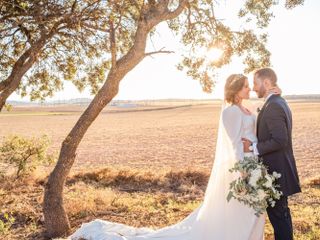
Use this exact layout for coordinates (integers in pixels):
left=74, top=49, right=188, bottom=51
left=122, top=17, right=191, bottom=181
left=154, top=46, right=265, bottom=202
left=256, top=94, right=301, bottom=196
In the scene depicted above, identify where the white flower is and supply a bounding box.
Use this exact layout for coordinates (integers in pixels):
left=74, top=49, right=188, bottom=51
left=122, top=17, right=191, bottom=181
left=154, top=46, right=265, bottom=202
left=263, top=175, right=273, bottom=188
left=270, top=201, right=276, bottom=207
left=257, top=189, right=266, bottom=201
left=248, top=176, right=258, bottom=187
left=249, top=169, right=262, bottom=187
left=272, top=172, right=281, bottom=179
left=252, top=169, right=262, bottom=178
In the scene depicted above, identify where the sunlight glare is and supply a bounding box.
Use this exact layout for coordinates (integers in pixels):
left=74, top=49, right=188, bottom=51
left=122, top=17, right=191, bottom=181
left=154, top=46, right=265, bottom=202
left=207, top=47, right=224, bottom=62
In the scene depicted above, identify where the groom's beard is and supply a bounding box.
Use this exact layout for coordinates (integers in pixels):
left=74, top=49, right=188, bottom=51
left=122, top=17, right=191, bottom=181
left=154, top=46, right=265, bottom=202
left=257, top=86, right=266, bottom=98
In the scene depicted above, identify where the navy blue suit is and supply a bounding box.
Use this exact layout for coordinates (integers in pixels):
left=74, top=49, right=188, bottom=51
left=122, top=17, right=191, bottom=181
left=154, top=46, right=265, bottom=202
left=256, top=94, right=301, bottom=240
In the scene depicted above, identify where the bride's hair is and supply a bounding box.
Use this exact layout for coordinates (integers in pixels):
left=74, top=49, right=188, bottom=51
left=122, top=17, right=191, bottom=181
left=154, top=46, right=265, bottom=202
left=224, top=74, right=247, bottom=104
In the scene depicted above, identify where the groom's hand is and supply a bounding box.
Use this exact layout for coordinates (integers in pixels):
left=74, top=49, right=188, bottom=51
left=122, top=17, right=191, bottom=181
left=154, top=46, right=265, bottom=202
left=268, top=86, right=282, bottom=95
left=242, top=138, right=252, bottom=152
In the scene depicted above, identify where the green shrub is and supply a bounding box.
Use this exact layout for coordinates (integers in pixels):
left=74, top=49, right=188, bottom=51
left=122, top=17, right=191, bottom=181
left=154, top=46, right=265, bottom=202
left=0, top=213, right=15, bottom=235
left=4, top=104, right=12, bottom=112
left=0, top=135, right=55, bottom=178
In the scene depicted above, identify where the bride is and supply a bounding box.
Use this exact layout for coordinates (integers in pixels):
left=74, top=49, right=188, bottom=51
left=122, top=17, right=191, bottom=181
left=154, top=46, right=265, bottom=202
left=70, top=74, right=277, bottom=240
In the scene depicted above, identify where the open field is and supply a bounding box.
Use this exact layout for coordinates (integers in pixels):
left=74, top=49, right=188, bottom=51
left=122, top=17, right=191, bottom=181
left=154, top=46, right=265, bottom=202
left=0, top=100, right=319, bottom=239
left=1, top=100, right=319, bottom=176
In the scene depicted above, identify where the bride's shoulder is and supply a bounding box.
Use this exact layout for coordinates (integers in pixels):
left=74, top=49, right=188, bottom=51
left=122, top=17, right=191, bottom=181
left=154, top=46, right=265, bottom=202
left=222, top=105, right=241, bottom=115
left=222, top=105, right=242, bottom=121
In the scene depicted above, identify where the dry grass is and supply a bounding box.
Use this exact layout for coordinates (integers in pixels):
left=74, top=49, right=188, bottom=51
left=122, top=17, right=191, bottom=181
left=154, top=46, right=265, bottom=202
left=0, top=167, right=207, bottom=239
left=1, top=101, right=319, bottom=239
left=0, top=168, right=319, bottom=240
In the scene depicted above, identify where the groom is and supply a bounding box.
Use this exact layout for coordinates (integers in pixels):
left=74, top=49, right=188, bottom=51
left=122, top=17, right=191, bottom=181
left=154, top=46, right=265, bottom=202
left=243, top=68, right=301, bottom=240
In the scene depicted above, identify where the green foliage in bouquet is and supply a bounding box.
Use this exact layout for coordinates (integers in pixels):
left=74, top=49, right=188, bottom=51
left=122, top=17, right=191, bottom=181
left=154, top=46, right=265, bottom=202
left=227, top=156, right=282, bottom=216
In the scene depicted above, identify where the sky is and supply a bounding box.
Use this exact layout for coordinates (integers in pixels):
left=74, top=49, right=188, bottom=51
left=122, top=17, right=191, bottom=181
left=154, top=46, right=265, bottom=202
left=8, top=0, right=320, bottom=102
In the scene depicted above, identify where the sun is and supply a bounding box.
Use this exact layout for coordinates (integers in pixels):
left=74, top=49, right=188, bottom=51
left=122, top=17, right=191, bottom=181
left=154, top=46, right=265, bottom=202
left=207, top=47, right=224, bottom=62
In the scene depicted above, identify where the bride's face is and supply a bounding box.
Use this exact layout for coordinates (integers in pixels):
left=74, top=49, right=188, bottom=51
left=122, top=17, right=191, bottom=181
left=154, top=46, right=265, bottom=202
left=237, top=78, right=251, bottom=100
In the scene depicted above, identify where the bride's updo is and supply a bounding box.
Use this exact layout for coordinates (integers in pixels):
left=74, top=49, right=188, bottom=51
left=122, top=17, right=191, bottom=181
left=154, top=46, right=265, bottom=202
left=224, top=74, right=247, bottom=104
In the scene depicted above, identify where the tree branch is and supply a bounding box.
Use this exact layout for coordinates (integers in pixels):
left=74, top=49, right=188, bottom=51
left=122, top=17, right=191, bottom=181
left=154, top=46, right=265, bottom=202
left=109, top=20, right=117, bottom=67
left=0, top=79, right=10, bottom=92
left=165, top=0, right=188, bottom=20
left=81, top=22, right=109, bottom=32
left=145, top=48, right=174, bottom=57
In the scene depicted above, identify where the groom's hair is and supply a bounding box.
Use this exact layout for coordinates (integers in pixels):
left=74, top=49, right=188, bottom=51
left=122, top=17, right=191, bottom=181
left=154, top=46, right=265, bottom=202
left=254, top=68, right=277, bottom=86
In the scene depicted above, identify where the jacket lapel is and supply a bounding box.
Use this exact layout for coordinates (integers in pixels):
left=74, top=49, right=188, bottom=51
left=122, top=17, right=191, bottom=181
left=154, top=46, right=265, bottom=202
left=256, top=95, right=277, bottom=138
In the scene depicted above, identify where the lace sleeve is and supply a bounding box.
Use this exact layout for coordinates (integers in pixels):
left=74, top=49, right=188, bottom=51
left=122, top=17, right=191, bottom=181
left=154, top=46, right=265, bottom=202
left=222, top=106, right=244, bottom=161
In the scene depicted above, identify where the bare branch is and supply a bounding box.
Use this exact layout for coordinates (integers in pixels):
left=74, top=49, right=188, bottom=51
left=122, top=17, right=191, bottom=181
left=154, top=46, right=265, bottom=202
left=145, top=48, right=174, bottom=57
left=71, top=0, right=78, bottom=13
left=81, top=22, right=109, bottom=32
left=0, top=24, right=19, bottom=34
left=109, top=20, right=117, bottom=67
left=165, top=0, right=188, bottom=20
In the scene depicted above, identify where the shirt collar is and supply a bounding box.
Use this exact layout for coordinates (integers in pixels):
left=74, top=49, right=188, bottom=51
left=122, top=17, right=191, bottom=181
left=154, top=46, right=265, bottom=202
left=264, top=93, right=274, bottom=102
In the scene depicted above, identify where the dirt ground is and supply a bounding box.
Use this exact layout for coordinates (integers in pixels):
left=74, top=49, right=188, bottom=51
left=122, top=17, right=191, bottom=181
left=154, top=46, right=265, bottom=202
left=1, top=100, right=319, bottom=179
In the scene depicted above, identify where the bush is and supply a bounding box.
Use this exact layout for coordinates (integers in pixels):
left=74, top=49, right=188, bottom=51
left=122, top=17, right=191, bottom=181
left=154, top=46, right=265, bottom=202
left=4, top=104, right=12, bottom=112
left=0, top=135, right=55, bottom=178
left=0, top=213, right=15, bottom=236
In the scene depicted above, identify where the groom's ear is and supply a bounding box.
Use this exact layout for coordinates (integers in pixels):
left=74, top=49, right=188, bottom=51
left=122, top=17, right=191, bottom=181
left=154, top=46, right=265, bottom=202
left=262, top=78, right=271, bottom=87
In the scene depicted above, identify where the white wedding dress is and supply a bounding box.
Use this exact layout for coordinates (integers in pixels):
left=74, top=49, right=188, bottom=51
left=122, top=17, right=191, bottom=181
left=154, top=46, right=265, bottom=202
left=70, top=104, right=265, bottom=240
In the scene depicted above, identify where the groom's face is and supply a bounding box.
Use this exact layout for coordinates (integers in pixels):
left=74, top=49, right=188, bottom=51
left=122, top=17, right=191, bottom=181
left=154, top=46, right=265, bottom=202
left=253, top=76, right=266, bottom=98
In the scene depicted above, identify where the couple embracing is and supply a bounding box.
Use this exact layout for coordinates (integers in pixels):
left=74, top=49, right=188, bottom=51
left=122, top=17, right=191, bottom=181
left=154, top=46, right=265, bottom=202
left=71, top=68, right=301, bottom=240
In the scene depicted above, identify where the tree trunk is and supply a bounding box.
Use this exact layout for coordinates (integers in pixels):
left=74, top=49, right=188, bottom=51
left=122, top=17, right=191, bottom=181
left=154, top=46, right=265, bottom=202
left=0, top=38, right=47, bottom=111
left=43, top=76, right=120, bottom=237
left=43, top=21, right=149, bottom=238
left=42, top=2, right=188, bottom=235
left=0, top=50, right=36, bottom=111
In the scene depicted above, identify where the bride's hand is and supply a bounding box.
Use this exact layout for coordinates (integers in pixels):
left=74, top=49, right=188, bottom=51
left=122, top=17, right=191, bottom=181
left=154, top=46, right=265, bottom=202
left=268, top=85, right=282, bottom=95
left=242, top=138, right=252, bottom=153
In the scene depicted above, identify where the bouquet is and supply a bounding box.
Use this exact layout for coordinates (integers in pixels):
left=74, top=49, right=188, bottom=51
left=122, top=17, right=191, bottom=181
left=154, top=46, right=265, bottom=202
left=227, top=155, right=282, bottom=217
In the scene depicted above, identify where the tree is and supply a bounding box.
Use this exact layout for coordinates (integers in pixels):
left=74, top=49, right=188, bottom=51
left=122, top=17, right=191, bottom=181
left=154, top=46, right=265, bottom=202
left=1, top=0, right=304, bottom=238
left=0, top=0, right=110, bottom=110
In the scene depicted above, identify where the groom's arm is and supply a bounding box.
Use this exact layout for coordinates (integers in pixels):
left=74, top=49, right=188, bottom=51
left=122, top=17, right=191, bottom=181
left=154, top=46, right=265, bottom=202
left=256, top=102, right=289, bottom=156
